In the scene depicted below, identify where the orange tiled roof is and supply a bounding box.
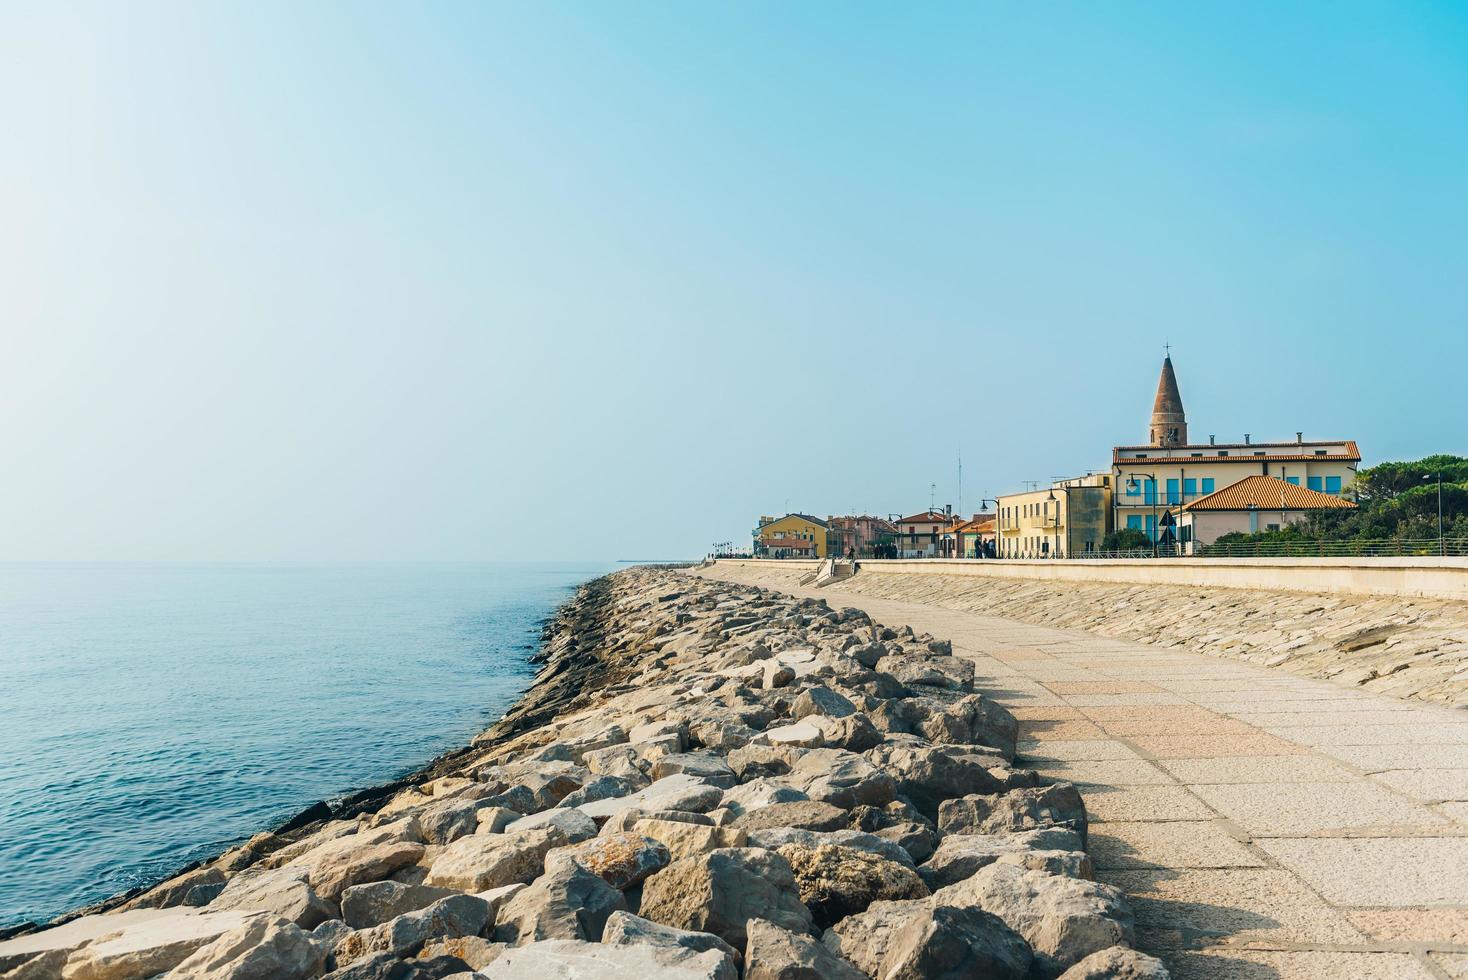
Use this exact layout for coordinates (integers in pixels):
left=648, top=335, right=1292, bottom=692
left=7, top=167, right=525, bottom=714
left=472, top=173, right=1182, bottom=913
left=1181, top=475, right=1358, bottom=512
left=897, top=511, right=954, bottom=525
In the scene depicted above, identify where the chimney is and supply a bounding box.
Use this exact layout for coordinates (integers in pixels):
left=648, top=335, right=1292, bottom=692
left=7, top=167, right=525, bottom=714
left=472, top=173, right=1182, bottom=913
left=1296, top=431, right=1303, bottom=444
left=1209, top=434, right=1216, bottom=445
left=1245, top=433, right=1251, bottom=445
left=945, top=504, right=952, bottom=516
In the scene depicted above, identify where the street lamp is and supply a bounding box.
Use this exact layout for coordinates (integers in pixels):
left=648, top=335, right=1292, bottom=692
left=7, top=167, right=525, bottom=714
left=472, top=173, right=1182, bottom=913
left=1126, top=472, right=1160, bottom=557
left=1424, top=473, right=1444, bottom=556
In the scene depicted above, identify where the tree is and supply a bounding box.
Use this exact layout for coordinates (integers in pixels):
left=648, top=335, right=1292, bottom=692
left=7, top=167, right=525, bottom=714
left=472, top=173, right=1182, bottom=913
left=1101, top=528, right=1151, bottom=552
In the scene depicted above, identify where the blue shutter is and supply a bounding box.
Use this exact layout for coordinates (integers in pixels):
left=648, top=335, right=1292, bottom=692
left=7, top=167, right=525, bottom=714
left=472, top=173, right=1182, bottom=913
left=1325, top=476, right=1342, bottom=494
left=1166, top=479, right=1180, bottom=505
left=1307, top=476, right=1323, bottom=492
left=1201, top=478, right=1215, bottom=494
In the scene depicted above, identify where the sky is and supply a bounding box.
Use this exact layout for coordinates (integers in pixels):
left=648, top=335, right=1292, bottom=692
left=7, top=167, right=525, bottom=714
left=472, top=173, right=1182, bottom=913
left=2, top=2, right=1465, bottom=561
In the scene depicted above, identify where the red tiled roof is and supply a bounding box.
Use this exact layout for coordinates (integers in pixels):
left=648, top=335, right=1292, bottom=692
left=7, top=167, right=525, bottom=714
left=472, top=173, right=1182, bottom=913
left=1181, top=475, right=1358, bottom=512
left=897, top=511, right=955, bottom=525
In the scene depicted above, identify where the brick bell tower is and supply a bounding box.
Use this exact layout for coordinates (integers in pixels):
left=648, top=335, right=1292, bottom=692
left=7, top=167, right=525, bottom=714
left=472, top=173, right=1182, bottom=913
left=1149, top=353, right=1186, bottom=447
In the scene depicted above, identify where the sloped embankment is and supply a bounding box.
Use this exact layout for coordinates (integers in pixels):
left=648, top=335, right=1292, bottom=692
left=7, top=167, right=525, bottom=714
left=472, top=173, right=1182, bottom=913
left=707, top=562, right=1468, bottom=707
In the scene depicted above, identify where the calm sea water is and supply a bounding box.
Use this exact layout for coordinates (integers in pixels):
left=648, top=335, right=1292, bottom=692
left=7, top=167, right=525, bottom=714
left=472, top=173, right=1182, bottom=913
left=0, top=561, right=616, bottom=929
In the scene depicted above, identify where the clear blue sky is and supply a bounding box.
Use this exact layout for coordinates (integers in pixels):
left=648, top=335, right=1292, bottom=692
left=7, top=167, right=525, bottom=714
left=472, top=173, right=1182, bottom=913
left=2, top=2, right=1464, bottom=560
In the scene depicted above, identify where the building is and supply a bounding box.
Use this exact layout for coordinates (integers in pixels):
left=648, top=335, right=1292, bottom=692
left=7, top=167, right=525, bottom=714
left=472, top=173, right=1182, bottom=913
left=894, top=509, right=957, bottom=558
left=1179, top=474, right=1358, bottom=552
left=940, top=515, right=996, bottom=558
left=1113, top=355, right=1361, bottom=543
left=754, top=514, right=828, bottom=558
left=827, top=515, right=898, bottom=558
left=997, top=475, right=1113, bottom=558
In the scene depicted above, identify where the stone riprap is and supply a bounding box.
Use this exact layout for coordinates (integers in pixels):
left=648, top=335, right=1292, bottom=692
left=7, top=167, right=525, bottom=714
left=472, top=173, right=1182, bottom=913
left=705, top=562, right=1468, bottom=707
left=0, top=568, right=1158, bottom=980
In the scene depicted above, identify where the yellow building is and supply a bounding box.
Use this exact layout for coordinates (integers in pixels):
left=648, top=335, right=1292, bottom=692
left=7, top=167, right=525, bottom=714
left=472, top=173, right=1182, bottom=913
left=1113, top=356, right=1361, bottom=542
left=754, top=514, right=829, bottom=559
left=996, top=474, right=1113, bottom=558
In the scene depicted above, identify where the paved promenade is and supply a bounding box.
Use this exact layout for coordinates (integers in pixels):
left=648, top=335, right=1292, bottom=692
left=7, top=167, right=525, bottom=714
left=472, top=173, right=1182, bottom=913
left=694, top=568, right=1468, bottom=979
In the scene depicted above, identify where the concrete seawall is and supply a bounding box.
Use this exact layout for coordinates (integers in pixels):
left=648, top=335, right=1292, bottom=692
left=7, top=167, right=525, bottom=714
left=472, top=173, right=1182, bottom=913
left=707, top=559, right=1468, bottom=707
left=714, top=556, right=1468, bottom=602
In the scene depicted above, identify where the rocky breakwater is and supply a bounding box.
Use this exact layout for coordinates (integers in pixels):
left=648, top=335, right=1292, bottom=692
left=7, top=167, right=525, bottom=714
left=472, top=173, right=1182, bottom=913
left=0, top=568, right=1163, bottom=980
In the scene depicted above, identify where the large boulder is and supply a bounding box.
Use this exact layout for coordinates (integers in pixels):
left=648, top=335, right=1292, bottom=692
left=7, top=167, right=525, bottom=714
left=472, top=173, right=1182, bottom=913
left=745, top=828, right=915, bottom=869
left=651, top=753, right=738, bottom=789
left=818, top=899, right=928, bottom=976
left=934, top=864, right=1132, bottom=977
left=743, top=918, right=864, bottom=980
left=775, top=844, right=928, bottom=931
left=863, top=743, right=1005, bottom=820
left=727, top=744, right=805, bottom=782
left=310, top=842, right=426, bottom=902
left=209, top=867, right=338, bottom=929
left=1057, top=945, right=1171, bottom=979
left=880, top=903, right=1032, bottom=979
left=557, top=775, right=639, bottom=810
left=545, top=834, right=670, bottom=890
left=424, top=827, right=566, bottom=891
left=919, top=828, right=1087, bottom=889
left=631, top=819, right=748, bottom=860
left=719, top=779, right=809, bottom=816
left=48, top=909, right=269, bottom=980
left=319, top=951, right=471, bottom=979
left=937, top=784, right=1088, bottom=844
left=782, top=750, right=895, bottom=810
left=919, top=695, right=1018, bottom=761
left=333, top=894, right=492, bottom=966
left=731, top=802, right=847, bottom=833
left=123, top=867, right=228, bottom=911
left=493, top=864, right=627, bottom=945
left=160, top=917, right=326, bottom=979
left=638, top=848, right=814, bottom=947
left=479, top=938, right=735, bottom=979
left=578, top=775, right=724, bottom=821
left=340, top=881, right=459, bottom=929
left=790, top=687, right=856, bottom=720
left=601, top=911, right=739, bottom=963
left=499, top=807, right=598, bottom=841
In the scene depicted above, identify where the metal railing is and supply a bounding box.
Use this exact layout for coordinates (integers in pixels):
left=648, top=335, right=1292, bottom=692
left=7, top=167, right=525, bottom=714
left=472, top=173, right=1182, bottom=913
left=1195, top=537, right=1468, bottom=558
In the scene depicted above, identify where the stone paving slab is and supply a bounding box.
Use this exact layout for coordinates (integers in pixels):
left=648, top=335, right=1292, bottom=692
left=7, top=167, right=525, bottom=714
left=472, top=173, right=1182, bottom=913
left=694, top=567, right=1468, bottom=978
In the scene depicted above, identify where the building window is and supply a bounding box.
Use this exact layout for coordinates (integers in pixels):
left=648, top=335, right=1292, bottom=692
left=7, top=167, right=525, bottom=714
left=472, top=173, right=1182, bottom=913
left=1285, top=477, right=1300, bottom=486
left=1266, top=523, right=1281, bottom=531
left=1145, top=515, right=1158, bottom=541
left=1315, top=450, right=1326, bottom=456
left=1326, top=476, right=1342, bottom=494
left=1143, top=479, right=1157, bottom=505
left=1166, top=479, right=1179, bottom=505
left=1218, top=451, right=1229, bottom=457
left=1308, top=476, right=1323, bottom=492
left=1127, top=515, right=1142, bottom=531
left=1183, top=478, right=1196, bottom=499
left=1201, top=478, right=1215, bottom=494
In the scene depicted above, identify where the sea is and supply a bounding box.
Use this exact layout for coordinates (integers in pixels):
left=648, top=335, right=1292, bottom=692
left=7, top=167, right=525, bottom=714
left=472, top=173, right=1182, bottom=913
left=0, top=560, right=617, bottom=929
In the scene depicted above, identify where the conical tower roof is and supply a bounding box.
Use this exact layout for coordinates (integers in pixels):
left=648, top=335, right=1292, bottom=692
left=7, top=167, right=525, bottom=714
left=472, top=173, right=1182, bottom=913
left=1152, top=356, right=1184, bottom=417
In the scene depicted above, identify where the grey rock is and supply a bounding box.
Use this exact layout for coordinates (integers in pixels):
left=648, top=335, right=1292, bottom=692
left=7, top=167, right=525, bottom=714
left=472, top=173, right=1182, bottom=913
left=638, top=847, right=814, bottom=947
left=161, top=916, right=326, bottom=979
left=341, top=881, right=458, bottom=929
left=775, top=844, right=928, bottom=930
left=937, top=784, right=1088, bottom=843
left=732, top=801, right=848, bottom=833
left=475, top=807, right=521, bottom=834
left=424, top=827, right=567, bottom=891
left=719, top=779, right=810, bottom=816
left=493, top=864, right=627, bottom=945
left=557, top=775, right=638, bottom=810
left=934, top=863, right=1132, bottom=977
left=743, top=918, right=864, bottom=980
left=320, top=951, right=471, bottom=979
left=819, top=899, right=928, bottom=976
left=651, top=753, right=738, bottom=789
left=334, top=894, right=492, bottom=965
left=1057, top=945, right=1171, bottom=979
left=125, top=866, right=228, bottom=911
left=919, top=828, right=1086, bottom=889
left=919, top=695, right=1018, bottom=762
left=545, top=833, right=670, bottom=889
left=863, top=743, right=1005, bottom=820
left=881, top=904, right=1032, bottom=980
left=791, top=687, right=857, bottom=721
left=501, top=806, right=597, bottom=842
left=783, top=750, right=896, bottom=810
left=480, top=939, right=736, bottom=979
left=601, top=911, right=739, bottom=963
left=209, top=866, right=338, bottom=929
left=727, top=743, right=806, bottom=781
left=744, top=827, right=917, bottom=869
